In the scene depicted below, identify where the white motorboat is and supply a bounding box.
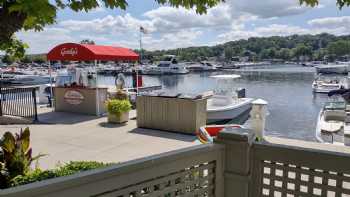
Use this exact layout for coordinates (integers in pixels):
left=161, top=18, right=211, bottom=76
left=97, top=64, right=122, bottom=75
left=315, top=64, right=350, bottom=74
left=0, top=71, right=53, bottom=86
left=207, top=95, right=253, bottom=124
left=206, top=74, right=254, bottom=124
left=312, top=77, right=344, bottom=93
left=315, top=101, right=349, bottom=146
left=187, top=61, right=218, bottom=72
left=312, top=82, right=343, bottom=93
left=142, top=55, right=189, bottom=75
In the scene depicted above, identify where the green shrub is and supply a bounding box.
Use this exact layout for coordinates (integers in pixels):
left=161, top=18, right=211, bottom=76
left=9, top=161, right=111, bottom=188
left=0, top=128, right=45, bottom=188
left=106, top=99, right=132, bottom=116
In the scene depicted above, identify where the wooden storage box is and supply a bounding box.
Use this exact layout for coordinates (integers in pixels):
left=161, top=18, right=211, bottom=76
left=136, top=95, right=207, bottom=135
left=54, top=87, right=107, bottom=116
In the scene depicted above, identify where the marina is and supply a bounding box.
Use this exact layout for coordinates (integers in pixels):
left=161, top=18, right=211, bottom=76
left=3, top=63, right=350, bottom=142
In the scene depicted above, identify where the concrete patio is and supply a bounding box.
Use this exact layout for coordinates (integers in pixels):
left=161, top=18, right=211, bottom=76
left=0, top=108, right=199, bottom=169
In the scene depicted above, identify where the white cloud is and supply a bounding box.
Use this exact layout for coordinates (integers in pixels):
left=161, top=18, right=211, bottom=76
left=308, top=16, right=350, bottom=29
left=60, top=14, right=149, bottom=35
left=217, top=24, right=310, bottom=42
left=17, top=28, right=75, bottom=54
left=217, top=15, right=350, bottom=44
left=143, top=4, right=232, bottom=32
left=229, top=0, right=310, bottom=18
left=117, top=30, right=203, bottom=50
left=59, top=4, right=233, bottom=35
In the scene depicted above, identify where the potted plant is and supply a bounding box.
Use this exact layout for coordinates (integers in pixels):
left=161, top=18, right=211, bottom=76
left=106, top=99, right=132, bottom=123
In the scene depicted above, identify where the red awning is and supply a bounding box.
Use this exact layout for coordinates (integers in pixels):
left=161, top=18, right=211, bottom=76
left=47, top=43, right=139, bottom=61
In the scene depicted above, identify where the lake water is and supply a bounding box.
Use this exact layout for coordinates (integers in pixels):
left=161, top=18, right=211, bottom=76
left=98, top=64, right=333, bottom=141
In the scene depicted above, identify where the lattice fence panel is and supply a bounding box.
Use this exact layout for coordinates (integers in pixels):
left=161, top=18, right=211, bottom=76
left=94, top=161, right=216, bottom=197
left=259, top=160, right=350, bottom=197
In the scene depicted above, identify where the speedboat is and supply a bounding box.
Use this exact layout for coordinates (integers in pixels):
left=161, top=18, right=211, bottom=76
left=312, top=78, right=344, bottom=94
left=142, top=55, right=189, bottom=75
left=207, top=95, right=253, bottom=124
left=315, top=64, right=350, bottom=74
left=0, top=70, right=53, bottom=86
left=315, top=101, right=348, bottom=145
left=206, top=74, right=254, bottom=124
left=221, top=62, right=240, bottom=69
left=187, top=62, right=218, bottom=72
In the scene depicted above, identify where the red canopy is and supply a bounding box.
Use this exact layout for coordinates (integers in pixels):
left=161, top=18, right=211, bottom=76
left=47, top=43, right=139, bottom=61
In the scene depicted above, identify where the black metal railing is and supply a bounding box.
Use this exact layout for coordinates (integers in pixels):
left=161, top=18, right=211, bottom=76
left=0, top=87, right=38, bottom=121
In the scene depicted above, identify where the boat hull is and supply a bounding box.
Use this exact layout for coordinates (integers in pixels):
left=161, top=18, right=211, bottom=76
left=315, top=106, right=345, bottom=145
left=315, top=65, right=349, bottom=74
left=312, top=82, right=343, bottom=93
left=207, top=98, right=253, bottom=124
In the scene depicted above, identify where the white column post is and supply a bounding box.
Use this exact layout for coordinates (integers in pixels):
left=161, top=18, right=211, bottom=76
left=95, top=59, right=100, bottom=116
left=250, top=99, right=268, bottom=139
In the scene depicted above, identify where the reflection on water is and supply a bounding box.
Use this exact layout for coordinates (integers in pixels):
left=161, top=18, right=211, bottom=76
left=99, top=64, right=333, bottom=141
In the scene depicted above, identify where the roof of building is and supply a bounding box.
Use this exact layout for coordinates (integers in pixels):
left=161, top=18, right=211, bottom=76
left=47, top=43, right=139, bottom=61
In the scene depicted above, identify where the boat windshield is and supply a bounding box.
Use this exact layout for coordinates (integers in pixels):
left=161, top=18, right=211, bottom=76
left=324, top=102, right=346, bottom=110
left=211, top=74, right=241, bottom=97
left=158, top=63, right=170, bottom=67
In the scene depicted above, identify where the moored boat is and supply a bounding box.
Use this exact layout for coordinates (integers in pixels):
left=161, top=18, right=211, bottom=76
left=142, top=55, right=189, bottom=75
left=0, top=70, right=53, bottom=86
left=315, top=64, right=350, bottom=74
left=206, top=74, right=254, bottom=124
left=312, top=75, right=346, bottom=93
left=207, top=95, right=253, bottom=124
left=315, top=101, right=347, bottom=145
left=186, top=61, right=218, bottom=72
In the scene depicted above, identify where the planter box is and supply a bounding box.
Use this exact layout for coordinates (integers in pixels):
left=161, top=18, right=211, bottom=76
left=108, top=112, right=129, bottom=123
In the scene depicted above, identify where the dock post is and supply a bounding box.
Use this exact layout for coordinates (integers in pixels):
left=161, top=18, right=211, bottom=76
left=32, top=88, right=38, bottom=122
left=250, top=99, right=268, bottom=139
left=0, top=87, right=2, bottom=117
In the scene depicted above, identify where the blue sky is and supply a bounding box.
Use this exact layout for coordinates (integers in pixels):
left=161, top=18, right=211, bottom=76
left=17, top=0, right=350, bottom=54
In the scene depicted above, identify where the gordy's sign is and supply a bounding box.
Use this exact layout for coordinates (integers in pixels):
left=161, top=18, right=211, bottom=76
left=64, top=90, right=84, bottom=105
left=61, top=48, right=78, bottom=56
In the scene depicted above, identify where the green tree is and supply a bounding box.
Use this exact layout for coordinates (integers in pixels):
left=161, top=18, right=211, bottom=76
left=277, top=48, right=292, bottom=60
left=326, top=40, right=350, bottom=58
left=259, top=48, right=277, bottom=59
left=22, top=55, right=31, bottom=63
left=224, top=47, right=233, bottom=61
left=313, top=49, right=327, bottom=61
left=2, top=54, right=13, bottom=64
left=293, top=44, right=312, bottom=61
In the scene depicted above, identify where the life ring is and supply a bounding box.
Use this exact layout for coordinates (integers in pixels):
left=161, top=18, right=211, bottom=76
left=196, top=124, right=243, bottom=144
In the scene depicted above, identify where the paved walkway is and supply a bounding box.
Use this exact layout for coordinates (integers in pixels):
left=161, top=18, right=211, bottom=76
left=0, top=109, right=199, bottom=169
